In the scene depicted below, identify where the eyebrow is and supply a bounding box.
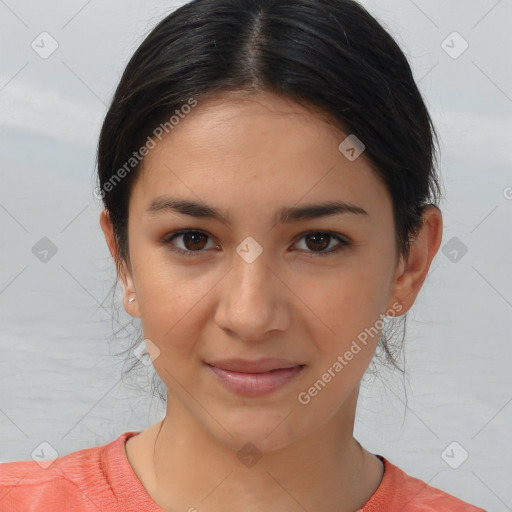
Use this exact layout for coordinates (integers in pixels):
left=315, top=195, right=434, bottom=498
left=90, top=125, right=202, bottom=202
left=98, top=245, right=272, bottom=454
left=146, top=197, right=368, bottom=224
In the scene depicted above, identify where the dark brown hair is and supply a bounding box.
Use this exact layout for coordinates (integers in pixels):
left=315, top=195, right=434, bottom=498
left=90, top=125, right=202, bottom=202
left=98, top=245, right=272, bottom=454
left=96, top=0, right=442, bottom=405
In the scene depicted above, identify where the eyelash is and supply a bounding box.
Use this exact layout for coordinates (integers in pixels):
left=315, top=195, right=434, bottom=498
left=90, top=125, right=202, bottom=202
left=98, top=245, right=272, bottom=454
left=162, top=230, right=350, bottom=258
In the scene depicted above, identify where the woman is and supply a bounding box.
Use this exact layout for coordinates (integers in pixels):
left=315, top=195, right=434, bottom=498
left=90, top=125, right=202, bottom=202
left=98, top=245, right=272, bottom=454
left=0, top=0, right=487, bottom=510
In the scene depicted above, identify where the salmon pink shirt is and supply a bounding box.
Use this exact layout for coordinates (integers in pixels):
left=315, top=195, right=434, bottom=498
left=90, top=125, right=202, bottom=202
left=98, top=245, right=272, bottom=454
left=0, top=431, right=487, bottom=511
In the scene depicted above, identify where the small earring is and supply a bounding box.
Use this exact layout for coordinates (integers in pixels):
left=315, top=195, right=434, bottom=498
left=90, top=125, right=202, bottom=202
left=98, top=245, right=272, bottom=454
left=128, top=297, right=136, bottom=304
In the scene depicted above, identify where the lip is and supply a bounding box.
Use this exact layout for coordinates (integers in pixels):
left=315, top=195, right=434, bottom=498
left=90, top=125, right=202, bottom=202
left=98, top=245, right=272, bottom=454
left=206, top=358, right=305, bottom=397
left=207, top=357, right=304, bottom=373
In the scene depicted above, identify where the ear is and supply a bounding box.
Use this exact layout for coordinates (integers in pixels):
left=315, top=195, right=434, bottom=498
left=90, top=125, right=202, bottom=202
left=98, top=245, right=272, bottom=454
left=386, top=205, right=443, bottom=315
left=99, top=209, right=140, bottom=318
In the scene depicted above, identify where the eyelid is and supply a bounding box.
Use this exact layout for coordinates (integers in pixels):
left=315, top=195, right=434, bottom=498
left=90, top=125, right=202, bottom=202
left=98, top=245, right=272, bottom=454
left=162, top=229, right=351, bottom=257
left=291, top=230, right=350, bottom=257
left=162, top=229, right=219, bottom=256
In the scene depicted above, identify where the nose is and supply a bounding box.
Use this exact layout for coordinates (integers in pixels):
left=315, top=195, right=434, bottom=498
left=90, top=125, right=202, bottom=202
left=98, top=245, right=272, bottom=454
left=214, top=244, right=289, bottom=342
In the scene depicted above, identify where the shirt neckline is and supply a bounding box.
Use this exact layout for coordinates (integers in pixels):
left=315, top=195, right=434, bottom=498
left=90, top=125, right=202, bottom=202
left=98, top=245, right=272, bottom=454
left=108, top=431, right=393, bottom=511
left=106, top=431, right=163, bottom=511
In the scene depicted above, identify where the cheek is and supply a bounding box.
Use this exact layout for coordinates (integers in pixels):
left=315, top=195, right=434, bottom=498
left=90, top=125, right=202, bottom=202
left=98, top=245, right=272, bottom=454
left=295, top=265, right=390, bottom=353
left=130, top=247, right=213, bottom=344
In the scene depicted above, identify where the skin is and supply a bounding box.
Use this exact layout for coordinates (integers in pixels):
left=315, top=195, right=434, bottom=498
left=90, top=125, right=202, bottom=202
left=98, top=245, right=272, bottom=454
left=100, top=90, right=443, bottom=512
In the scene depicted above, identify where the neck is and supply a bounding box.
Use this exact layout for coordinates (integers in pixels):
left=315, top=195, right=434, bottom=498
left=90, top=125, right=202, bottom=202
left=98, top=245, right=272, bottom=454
left=128, top=388, right=384, bottom=512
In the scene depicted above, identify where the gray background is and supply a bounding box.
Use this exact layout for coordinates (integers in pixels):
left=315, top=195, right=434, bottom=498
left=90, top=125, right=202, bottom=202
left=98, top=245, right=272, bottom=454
left=0, top=1, right=511, bottom=510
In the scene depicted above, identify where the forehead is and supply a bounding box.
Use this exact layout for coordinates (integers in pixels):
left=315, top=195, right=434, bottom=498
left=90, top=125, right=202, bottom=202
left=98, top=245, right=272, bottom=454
left=130, top=91, right=391, bottom=219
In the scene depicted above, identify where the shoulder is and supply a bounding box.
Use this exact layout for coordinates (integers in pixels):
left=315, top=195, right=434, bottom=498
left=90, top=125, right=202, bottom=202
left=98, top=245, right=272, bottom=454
left=361, top=455, right=488, bottom=512
left=0, top=432, right=136, bottom=511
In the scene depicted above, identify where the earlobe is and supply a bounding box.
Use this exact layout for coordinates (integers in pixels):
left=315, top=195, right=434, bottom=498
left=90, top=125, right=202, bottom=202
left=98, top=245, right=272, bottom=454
left=99, top=209, right=140, bottom=318
left=387, top=206, right=443, bottom=314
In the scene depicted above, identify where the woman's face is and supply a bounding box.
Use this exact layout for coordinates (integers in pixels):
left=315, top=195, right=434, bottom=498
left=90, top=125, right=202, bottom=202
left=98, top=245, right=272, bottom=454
left=103, top=91, right=413, bottom=452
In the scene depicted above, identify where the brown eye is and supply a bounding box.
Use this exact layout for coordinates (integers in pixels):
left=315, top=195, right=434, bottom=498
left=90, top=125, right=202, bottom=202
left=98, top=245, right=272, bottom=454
left=180, top=231, right=208, bottom=251
left=163, top=229, right=349, bottom=258
left=163, top=230, right=217, bottom=257
left=305, top=232, right=330, bottom=251
left=294, top=231, right=350, bottom=257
